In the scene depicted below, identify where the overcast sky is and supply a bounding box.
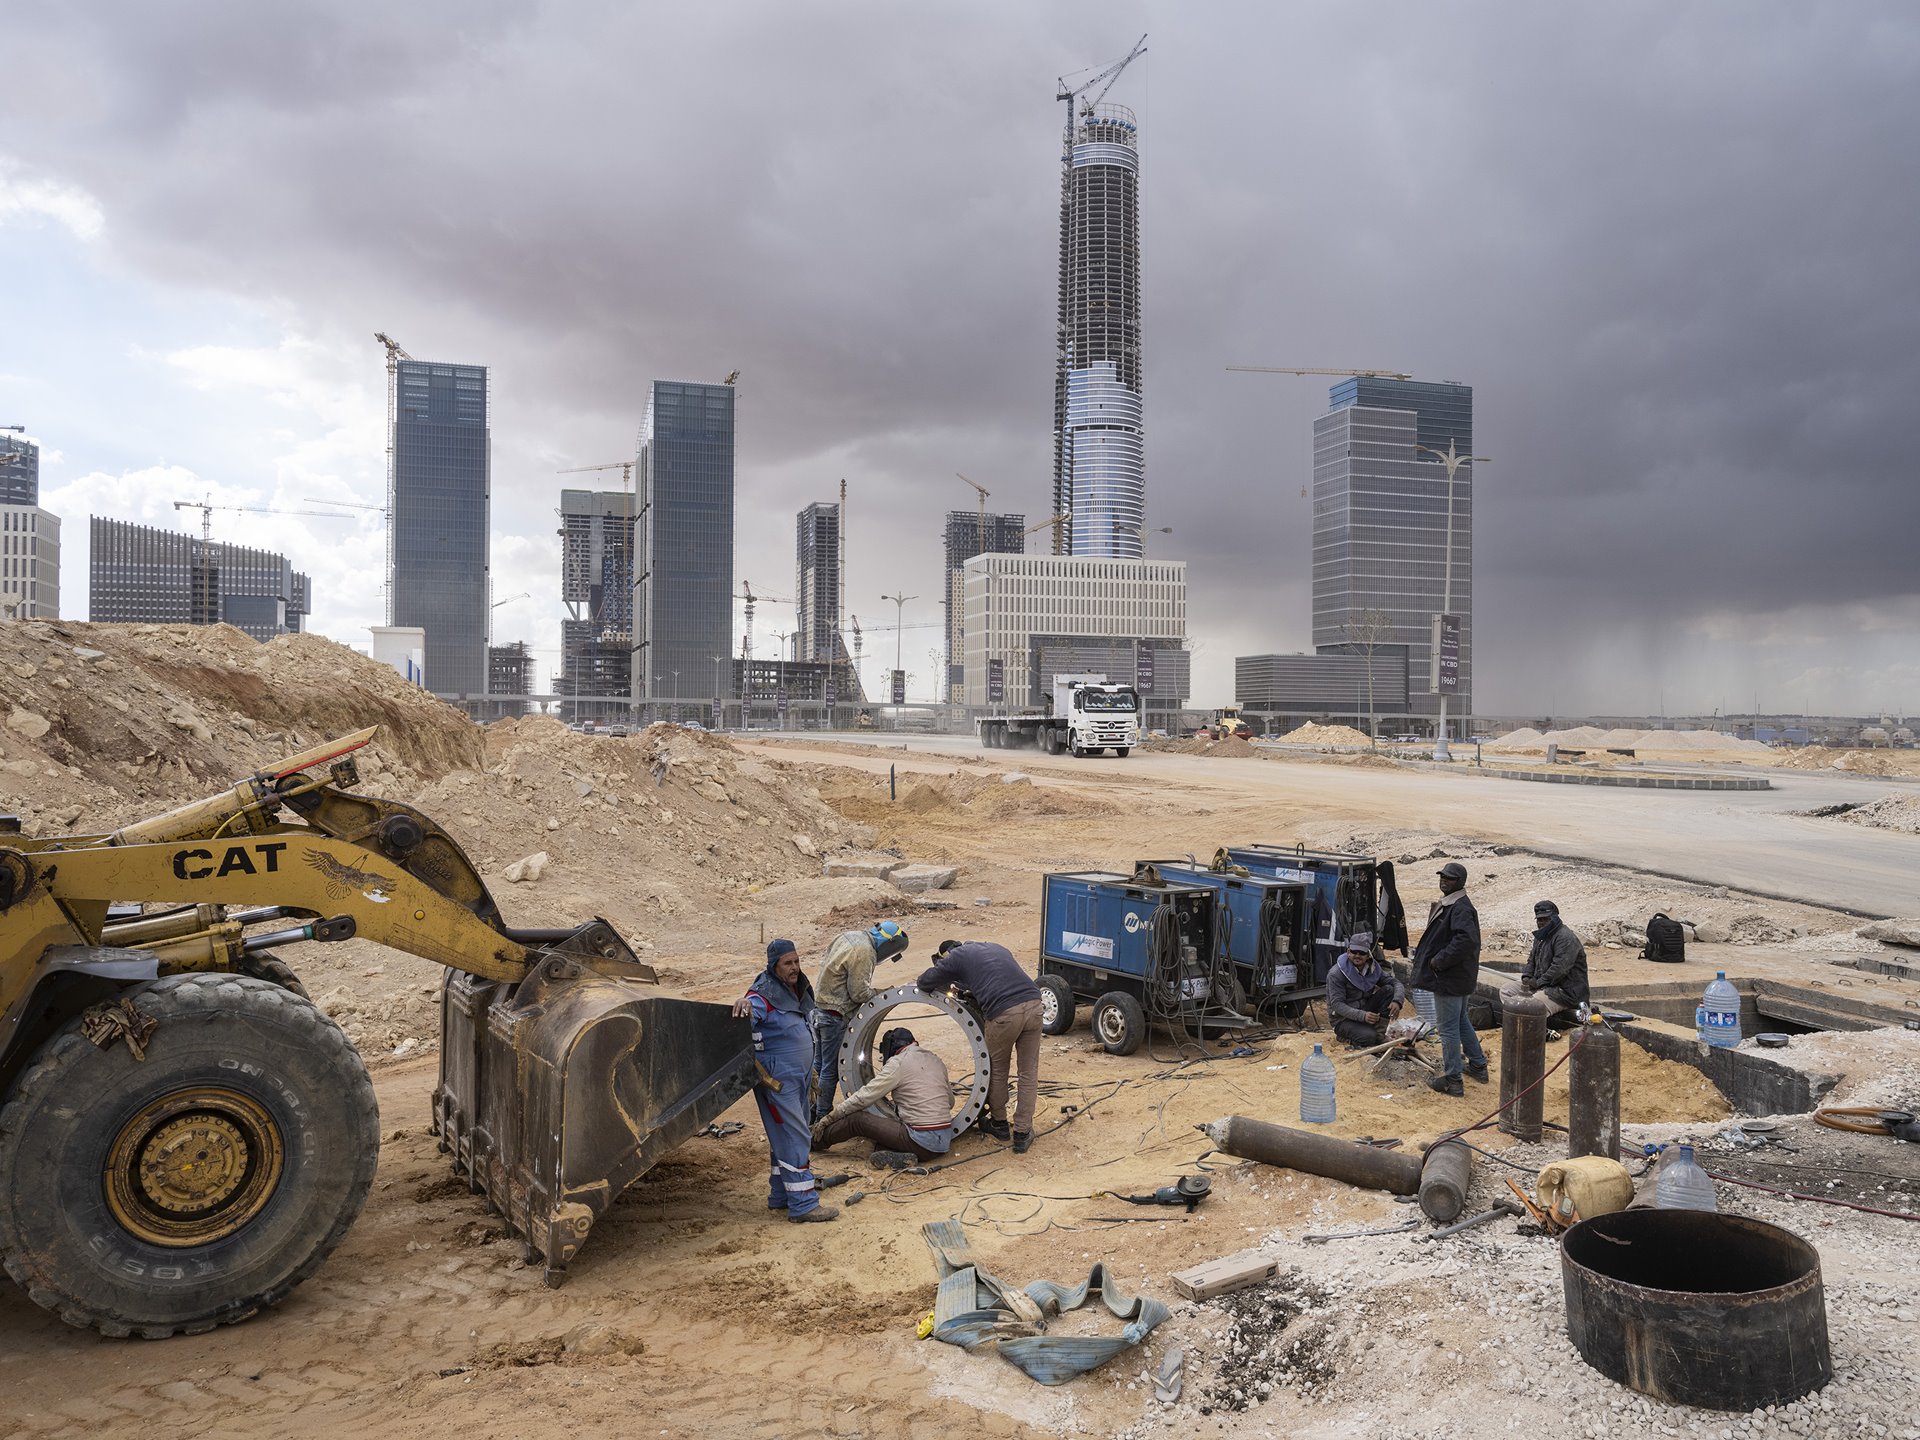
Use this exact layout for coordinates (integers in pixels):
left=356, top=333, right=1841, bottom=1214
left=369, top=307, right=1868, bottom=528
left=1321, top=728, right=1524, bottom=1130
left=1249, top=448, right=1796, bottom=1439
left=4, top=1, right=1918, bottom=718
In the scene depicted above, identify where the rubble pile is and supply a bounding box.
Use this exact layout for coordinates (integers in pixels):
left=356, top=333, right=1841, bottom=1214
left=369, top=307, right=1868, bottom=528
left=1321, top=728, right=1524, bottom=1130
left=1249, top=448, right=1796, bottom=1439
left=0, top=621, right=480, bottom=831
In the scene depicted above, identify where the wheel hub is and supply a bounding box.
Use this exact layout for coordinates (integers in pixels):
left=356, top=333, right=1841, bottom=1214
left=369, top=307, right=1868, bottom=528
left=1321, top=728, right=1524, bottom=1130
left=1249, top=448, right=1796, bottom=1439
left=1097, top=1007, right=1124, bottom=1042
left=105, top=1088, right=284, bottom=1247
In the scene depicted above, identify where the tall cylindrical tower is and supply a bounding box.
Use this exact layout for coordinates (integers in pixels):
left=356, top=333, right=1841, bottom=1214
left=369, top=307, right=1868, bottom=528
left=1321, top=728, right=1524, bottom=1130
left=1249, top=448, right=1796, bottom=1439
left=1052, top=102, right=1143, bottom=558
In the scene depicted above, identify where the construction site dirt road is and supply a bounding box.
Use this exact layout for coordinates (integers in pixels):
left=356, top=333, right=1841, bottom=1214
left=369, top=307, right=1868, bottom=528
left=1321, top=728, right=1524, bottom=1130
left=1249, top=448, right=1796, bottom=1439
left=2, top=630, right=1917, bottom=1440
left=741, top=731, right=1920, bottom=917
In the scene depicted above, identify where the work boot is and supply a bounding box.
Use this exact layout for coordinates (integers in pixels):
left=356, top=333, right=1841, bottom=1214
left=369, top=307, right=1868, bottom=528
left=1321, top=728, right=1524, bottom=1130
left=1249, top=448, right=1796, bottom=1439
left=1465, top=1062, right=1490, bottom=1085
left=1427, top=1073, right=1465, bottom=1097
left=789, top=1205, right=841, bottom=1224
left=984, top=1118, right=1012, bottom=1141
left=1012, top=1131, right=1032, bottom=1155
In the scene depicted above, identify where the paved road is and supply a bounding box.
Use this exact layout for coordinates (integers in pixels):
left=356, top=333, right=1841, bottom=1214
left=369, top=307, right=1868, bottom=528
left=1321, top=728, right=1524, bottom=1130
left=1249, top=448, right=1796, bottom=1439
left=741, top=731, right=1920, bottom=918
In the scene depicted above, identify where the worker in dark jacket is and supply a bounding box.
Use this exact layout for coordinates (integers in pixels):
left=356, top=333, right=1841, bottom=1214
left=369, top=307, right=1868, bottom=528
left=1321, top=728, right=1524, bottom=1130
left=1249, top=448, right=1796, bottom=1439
left=1501, top=900, right=1589, bottom=1021
left=1410, top=862, right=1486, bottom=1096
left=918, top=940, right=1043, bottom=1152
left=1326, top=931, right=1405, bottom=1047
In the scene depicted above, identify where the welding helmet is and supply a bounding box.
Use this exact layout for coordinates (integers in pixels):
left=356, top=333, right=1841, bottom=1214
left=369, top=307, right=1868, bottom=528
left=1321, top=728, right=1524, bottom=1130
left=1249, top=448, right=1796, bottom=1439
left=868, top=920, right=910, bottom=962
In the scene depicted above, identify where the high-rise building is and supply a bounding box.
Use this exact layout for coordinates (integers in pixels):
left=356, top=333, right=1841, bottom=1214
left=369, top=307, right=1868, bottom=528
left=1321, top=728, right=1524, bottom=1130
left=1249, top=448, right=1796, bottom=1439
left=390, top=359, right=490, bottom=699
left=0, top=435, right=39, bottom=507
left=88, top=516, right=308, bottom=641
left=1312, top=378, right=1474, bottom=721
left=961, top=554, right=1188, bottom=726
left=556, top=488, right=635, bottom=713
left=942, top=510, right=1025, bottom=695
left=485, top=642, right=534, bottom=719
left=0, top=504, right=59, bottom=619
left=633, top=380, right=734, bottom=703
left=795, top=502, right=840, bottom=664
left=1053, top=102, right=1144, bottom=559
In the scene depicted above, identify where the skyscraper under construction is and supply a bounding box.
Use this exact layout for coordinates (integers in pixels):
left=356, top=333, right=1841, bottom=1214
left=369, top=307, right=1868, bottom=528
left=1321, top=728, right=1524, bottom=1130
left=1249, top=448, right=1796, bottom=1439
left=1053, top=40, right=1146, bottom=559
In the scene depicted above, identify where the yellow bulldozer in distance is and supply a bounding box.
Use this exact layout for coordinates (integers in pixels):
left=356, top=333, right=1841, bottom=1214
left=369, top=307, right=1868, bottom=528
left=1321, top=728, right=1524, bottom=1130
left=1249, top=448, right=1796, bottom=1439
left=0, top=728, right=754, bottom=1338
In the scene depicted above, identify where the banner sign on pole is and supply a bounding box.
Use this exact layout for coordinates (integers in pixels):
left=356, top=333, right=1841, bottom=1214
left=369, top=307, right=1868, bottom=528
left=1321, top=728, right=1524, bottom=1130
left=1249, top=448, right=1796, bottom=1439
left=890, top=669, right=906, bottom=705
left=776, top=685, right=788, bottom=719
left=710, top=699, right=722, bottom=729
left=987, top=658, right=1004, bottom=705
left=1135, top=641, right=1155, bottom=693
left=1430, top=614, right=1461, bottom=695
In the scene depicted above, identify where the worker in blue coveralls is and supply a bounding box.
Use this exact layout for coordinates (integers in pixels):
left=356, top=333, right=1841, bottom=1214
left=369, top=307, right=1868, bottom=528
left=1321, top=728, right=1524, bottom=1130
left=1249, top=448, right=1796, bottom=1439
left=732, top=939, right=839, bottom=1223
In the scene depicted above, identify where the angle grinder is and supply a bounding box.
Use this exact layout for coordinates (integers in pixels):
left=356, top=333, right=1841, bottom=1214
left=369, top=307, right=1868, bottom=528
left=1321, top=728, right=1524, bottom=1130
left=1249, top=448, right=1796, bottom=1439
left=1115, top=1175, right=1212, bottom=1212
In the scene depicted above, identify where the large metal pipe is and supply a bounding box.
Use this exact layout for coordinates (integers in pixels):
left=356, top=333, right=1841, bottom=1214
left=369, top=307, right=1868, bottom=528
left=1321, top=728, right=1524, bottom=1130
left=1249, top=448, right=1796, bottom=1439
left=1201, top=1115, right=1422, bottom=1194
left=1499, top=1009, right=1545, bottom=1142
left=1562, top=1210, right=1830, bottom=1410
left=1418, top=1139, right=1473, bottom=1222
left=1568, top=1018, right=1621, bottom=1160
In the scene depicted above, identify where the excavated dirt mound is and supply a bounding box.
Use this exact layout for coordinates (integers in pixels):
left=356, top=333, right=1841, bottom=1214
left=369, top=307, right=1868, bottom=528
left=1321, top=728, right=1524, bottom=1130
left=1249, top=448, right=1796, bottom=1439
left=1832, top=793, right=1920, bottom=833
left=822, top=768, right=1117, bottom=829
left=0, top=621, right=479, bottom=831
left=1775, top=746, right=1920, bottom=776
left=1147, top=734, right=1262, bottom=757
left=1283, top=722, right=1374, bottom=746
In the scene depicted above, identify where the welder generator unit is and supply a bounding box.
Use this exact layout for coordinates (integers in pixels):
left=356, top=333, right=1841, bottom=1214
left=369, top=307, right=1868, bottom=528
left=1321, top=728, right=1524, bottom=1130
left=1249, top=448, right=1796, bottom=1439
left=1137, top=859, right=1317, bottom=1019
left=1225, top=846, right=1381, bottom=984
left=1035, top=869, right=1251, bottom=1055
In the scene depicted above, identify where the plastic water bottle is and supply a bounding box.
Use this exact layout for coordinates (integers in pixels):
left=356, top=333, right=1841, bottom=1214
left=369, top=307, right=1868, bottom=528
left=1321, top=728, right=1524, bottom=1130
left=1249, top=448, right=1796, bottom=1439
left=1696, top=972, right=1741, bottom=1049
left=1411, top=988, right=1438, bottom=1030
left=1654, top=1144, right=1719, bottom=1211
left=1299, top=1043, right=1337, bottom=1124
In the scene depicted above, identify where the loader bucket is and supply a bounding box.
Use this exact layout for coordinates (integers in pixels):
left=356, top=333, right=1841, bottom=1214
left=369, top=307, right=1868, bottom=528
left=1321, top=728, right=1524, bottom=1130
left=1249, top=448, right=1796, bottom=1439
left=432, top=924, right=755, bottom=1284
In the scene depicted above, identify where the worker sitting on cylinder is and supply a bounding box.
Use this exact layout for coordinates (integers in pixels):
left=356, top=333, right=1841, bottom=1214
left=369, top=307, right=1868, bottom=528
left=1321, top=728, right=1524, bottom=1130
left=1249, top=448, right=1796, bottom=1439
left=811, top=1027, right=956, bottom=1164
left=1499, top=900, right=1589, bottom=1024
left=1326, top=931, right=1405, bottom=1048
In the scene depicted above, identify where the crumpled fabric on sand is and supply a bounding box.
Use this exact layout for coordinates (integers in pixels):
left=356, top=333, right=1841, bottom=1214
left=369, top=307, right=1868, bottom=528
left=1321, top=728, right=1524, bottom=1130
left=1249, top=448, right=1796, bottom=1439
left=923, top=1218, right=1170, bottom=1385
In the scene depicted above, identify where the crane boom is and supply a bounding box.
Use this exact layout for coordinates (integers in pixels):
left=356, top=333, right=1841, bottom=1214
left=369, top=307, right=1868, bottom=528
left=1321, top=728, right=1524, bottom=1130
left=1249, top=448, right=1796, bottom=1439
left=1059, top=34, right=1148, bottom=113
left=1226, top=366, right=1415, bottom=380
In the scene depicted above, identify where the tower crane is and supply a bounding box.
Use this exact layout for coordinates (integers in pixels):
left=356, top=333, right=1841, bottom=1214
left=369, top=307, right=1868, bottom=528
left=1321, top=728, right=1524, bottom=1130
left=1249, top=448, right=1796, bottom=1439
left=171, top=499, right=355, bottom=624
left=1225, top=366, right=1414, bottom=380
left=491, top=592, right=529, bottom=609
left=1022, top=511, right=1071, bottom=541
left=372, top=332, right=412, bottom=624
left=956, top=472, right=990, bottom=554
left=735, top=581, right=791, bottom=663
left=1059, top=34, right=1148, bottom=124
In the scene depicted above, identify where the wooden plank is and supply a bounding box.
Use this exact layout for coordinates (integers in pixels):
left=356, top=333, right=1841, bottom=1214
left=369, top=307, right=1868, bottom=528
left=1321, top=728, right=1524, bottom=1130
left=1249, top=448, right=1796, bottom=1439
left=1171, top=1251, right=1277, bottom=1301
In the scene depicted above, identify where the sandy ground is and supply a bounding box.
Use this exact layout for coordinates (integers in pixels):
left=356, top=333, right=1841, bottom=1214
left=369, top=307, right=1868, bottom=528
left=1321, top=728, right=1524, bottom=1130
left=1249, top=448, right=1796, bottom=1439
left=4, top=724, right=1920, bottom=1438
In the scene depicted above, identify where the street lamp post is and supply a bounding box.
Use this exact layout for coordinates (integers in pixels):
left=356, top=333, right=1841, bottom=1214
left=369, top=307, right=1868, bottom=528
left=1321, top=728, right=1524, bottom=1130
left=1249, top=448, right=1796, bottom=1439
left=1413, top=439, right=1490, bottom=761
left=880, top=592, right=916, bottom=702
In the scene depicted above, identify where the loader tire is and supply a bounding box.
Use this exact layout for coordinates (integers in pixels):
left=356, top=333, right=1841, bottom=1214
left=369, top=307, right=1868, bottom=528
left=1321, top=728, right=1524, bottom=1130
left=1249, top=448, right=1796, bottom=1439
left=0, top=973, right=379, bottom=1339
left=236, top=950, right=310, bottom=1000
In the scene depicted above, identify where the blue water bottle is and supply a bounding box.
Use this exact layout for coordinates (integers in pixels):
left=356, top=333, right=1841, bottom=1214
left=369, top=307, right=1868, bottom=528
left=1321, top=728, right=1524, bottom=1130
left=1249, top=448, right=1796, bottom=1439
left=1299, top=1043, right=1337, bottom=1124
left=1696, top=972, right=1741, bottom=1049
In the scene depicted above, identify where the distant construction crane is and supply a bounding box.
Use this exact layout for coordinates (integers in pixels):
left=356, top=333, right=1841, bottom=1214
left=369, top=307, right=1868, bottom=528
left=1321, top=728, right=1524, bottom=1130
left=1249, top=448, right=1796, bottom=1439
left=735, top=581, right=791, bottom=664
left=373, top=331, right=412, bottom=623
left=1225, top=365, right=1415, bottom=380
left=956, top=472, right=990, bottom=555
left=1059, top=34, right=1148, bottom=131
left=171, top=498, right=355, bottom=623
left=1022, top=511, right=1071, bottom=542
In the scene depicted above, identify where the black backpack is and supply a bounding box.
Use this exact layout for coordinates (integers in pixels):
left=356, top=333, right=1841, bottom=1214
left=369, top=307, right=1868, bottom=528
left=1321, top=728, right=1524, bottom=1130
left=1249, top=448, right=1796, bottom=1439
left=1643, top=913, right=1686, bottom=964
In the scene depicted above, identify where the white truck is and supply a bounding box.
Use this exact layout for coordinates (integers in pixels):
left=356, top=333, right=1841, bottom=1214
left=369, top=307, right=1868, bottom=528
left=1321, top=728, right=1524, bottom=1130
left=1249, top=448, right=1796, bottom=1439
left=977, top=673, right=1139, bottom=757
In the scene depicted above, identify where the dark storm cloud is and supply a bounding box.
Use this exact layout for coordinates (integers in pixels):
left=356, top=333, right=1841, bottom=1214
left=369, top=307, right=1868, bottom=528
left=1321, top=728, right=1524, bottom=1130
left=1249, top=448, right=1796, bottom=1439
left=6, top=0, right=1918, bottom=711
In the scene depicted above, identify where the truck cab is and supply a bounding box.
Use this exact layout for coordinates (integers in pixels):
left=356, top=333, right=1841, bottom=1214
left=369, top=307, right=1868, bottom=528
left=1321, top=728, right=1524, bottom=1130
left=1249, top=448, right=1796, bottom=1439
left=1055, top=674, right=1140, bottom=757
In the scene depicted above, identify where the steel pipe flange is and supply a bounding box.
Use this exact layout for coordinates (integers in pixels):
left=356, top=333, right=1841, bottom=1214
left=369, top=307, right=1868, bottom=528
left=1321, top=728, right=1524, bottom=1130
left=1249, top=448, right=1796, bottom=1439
left=838, top=984, right=991, bottom=1136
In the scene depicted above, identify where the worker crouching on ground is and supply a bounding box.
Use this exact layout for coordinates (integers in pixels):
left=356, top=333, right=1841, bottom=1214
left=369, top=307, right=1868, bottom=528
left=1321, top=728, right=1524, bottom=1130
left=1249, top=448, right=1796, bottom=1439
left=812, top=920, right=910, bottom=1122
left=811, top=1027, right=956, bottom=1163
left=1326, top=931, right=1404, bottom=1048
left=734, top=939, right=837, bottom=1223
left=918, top=940, right=1043, bottom=1153
left=1500, top=900, right=1590, bottom=1022
left=1412, top=862, right=1487, bottom=1097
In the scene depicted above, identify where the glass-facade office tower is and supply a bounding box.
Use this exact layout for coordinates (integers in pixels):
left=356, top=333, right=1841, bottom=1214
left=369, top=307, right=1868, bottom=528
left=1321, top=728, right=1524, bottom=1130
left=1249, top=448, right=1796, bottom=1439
left=1312, top=378, right=1474, bottom=720
left=1053, top=104, right=1144, bottom=559
left=942, top=509, right=1026, bottom=691
left=391, top=360, right=490, bottom=698
left=1, top=435, right=38, bottom=507
left=795, top=502, right=840, bottom=664
left=633, top=380, right=734, bottom=703
left=88, top=516, right=308, bottom=641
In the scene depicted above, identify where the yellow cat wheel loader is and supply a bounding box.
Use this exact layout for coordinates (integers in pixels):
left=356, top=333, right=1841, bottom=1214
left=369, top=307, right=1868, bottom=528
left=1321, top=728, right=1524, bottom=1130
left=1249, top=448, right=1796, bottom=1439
left=0, top=728, right=755, bottom=1337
